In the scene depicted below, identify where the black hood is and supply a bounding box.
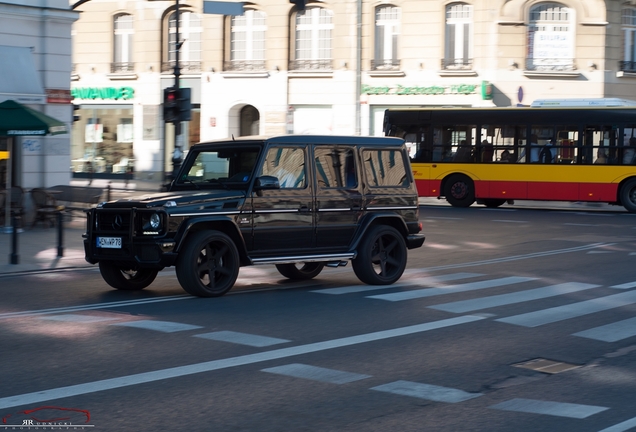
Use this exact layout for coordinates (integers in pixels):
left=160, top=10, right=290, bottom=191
left=100, top=189, right=247, bottom=209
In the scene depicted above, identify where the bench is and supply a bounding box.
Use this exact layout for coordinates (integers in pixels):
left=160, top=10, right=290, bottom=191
left=49, top=185, right=104, bottom=212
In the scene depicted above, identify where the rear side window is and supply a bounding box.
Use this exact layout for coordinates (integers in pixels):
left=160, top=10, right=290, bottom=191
left=362, top=149, right=409, bottom=187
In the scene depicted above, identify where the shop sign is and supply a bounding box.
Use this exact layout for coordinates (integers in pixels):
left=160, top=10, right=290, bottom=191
left=71, top=86, right=135, bottom=101
left=361, top=83, right=479, bottom=96
left=46, top=89, right=73, bottom=104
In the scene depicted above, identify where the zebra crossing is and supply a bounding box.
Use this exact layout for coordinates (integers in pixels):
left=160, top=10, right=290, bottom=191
left=313, top=271, right=636, bottom=344
left=7, top=270, right=636, bottom=430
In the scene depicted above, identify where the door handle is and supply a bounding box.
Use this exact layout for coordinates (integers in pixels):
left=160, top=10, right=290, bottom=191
left=299, top=205, right=311, bottom=212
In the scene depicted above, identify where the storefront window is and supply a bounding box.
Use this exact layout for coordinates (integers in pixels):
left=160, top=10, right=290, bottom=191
left=71, top=105, right=134, bottom=176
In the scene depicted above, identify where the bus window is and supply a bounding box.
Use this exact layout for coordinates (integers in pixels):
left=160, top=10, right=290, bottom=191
left=406, top=127, right=431, bottom=162
left=481, top=125, right=525, bottom=162
left=621, top=128, right=636, bottom=165
left=436, top=125, right=477, bottom=162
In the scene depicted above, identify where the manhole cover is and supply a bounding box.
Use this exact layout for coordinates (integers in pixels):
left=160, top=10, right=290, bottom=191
left=513, top=358, right=581, bottom=374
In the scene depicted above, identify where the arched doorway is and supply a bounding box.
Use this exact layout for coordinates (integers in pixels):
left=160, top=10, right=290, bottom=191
left=239, top=105, right=259, bottom=136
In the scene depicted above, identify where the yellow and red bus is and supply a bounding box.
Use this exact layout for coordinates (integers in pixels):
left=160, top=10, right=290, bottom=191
left=383, top=100, right=636, bottom=212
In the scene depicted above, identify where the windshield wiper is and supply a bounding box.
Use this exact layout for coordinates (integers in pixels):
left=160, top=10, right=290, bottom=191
left=181, top=178, right=200, bottom=190
left=206, top=178, right=229, bottom=190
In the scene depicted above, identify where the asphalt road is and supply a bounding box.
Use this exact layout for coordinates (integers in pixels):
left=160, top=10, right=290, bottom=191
left=1, top=204, right=636, bottom=431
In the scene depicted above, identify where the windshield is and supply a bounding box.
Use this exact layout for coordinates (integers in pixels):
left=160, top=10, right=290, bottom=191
left=176, top=146, right=261, bottom=189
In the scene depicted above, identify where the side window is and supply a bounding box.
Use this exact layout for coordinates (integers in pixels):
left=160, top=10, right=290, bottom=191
left=314, top=147, right=357, bottom=189
left=258, top=146, right=306, bottom=188
left=362, top=149, right=409, bottom=187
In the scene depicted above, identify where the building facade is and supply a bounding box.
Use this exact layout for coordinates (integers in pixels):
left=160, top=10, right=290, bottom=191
left=0, top=0, right=78, bottom=190
left=70, top=0, right=636, bottom=181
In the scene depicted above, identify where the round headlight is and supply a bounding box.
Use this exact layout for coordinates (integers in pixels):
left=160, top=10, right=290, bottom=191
left=150, top=213, right=161, bottom=230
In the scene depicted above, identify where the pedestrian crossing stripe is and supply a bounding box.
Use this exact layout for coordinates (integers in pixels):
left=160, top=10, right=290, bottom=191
left=490, top=398, right=608, bottom=419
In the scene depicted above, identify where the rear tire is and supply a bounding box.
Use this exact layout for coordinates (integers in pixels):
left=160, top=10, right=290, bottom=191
left=445, top=174, right=475, bottom=207
left=620, top=178, right=636, bottom=212
left=352, top=225, right=407, bottom=285
left=176, top=230, right=240, bottom=297
left=98, top=261, right=158, bottom=291
left=276, top=262, right=325, bottom=280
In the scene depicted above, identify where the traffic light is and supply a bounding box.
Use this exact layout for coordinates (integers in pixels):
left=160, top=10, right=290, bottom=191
left=178, top=88, right=192, bottom=122
left=72, top=104, right=81, bottom=123
left=289, top=0, right=305, bottom=11
left=163, top=87, right=179, bottom=123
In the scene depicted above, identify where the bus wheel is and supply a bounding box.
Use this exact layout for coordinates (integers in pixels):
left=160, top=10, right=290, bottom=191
left=445, top=175, right=475, bottom=207
left=620, top=178, right=636, bottom=212
left=483, top=199, right=506, bottom=208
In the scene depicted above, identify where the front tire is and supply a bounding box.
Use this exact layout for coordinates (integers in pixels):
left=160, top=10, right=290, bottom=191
left=445, top=174, right=475, bottom=207
left=352, top=225, right=407, bottom=285
left=621, top=178, right=636, bottom=212
left=276, top=262, right=325, bottom=280
left=98, top=261, right=158, bottom=291
left=176, top=230, right=240, bottom=297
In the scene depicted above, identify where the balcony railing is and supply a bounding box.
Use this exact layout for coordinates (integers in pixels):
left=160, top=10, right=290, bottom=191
left=161, top=61, right=202, bottom=73
left=619, top=61, right=636, bottom=73
left=289, top=59, right=332, bottom=71
left=371, top=59, right=401, bottom=71
left=110, top=62, right=135, bottom=73
left=223, top=60, right=267, bottom=72
left=441, top=58, right=473, bottom=70
left=525, top=58, right=576, bottom=71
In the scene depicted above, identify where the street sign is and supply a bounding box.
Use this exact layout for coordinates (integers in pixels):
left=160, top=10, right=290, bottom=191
left=203, top=1, right=244, bottom=16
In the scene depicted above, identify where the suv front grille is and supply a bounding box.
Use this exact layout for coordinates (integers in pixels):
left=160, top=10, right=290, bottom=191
left=96, top=210, right=132, bottom=233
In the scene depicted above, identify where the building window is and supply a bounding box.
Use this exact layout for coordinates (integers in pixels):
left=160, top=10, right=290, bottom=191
left=290, top=7, right=333, bottom=71
left=621, top=8, right=636, bottom=72
left=443, top=3, right=473, bottom=70
left=113, top=14, right=134, bottom=73
left=163, top=11, right=202, bottom=73
left=526, top=3, right=575, bottom=71
left=226, top=9, right=267, bottom=72
left=372, top=6, right=400, bottom=71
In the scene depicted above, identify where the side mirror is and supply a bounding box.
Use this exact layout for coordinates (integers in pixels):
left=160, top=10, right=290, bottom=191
left=254, top=175, right=280, bottom=191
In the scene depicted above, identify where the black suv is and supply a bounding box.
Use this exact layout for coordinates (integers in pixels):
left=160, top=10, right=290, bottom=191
left=84, top=135, right=425, bottom=297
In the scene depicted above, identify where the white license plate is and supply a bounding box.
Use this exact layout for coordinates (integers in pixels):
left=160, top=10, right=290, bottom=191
left=97, top=237, right=122, bottom=249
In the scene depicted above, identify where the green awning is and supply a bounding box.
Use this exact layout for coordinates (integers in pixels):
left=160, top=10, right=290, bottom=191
left=0, top=100, right=67, bottom=136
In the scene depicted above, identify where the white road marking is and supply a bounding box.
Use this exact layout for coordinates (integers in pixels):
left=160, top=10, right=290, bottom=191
left=371, top=380, right=482, bottom=403
left=0, top=315, right=485, bottom=410
left=598, top=416, right=636, bottom=432
left=492, top=219, right=528, bottom=223
left=194, top=331, right=291, bottom=347
left=38, top=314, right=121, bottom=323
left=429, top=282, right=599, bottom=314
left=261, top=363, right=371, bottom=384
left=312, top=273, right=482, bottom=295
left=112, top=320, right=203, bottom=333
left=417, top=243, right=609, bottom=272
left=496, top=290, right=636, bottom=327
left=367, top=277, right=536, bottom=302
left=573, top=317, right=636, bottom=342
left=490, top=398, right=608, bottom=418
left=564, top=223, right=598, bottom=227
left=610, top=281, right=636, bottom=289
left=0, top=295, right=192, bottom=320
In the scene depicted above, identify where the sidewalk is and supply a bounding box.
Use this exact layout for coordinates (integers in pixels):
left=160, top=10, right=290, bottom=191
left=0, top=178, right=165, bottom=276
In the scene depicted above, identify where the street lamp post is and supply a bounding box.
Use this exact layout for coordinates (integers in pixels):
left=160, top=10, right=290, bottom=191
left=171, top=0, right=183, bottom=180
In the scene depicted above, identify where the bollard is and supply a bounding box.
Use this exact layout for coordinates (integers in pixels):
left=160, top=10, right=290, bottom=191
left=57, top=208, right=64, bottom=257
left=10, top=212, right=19, bottom=265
